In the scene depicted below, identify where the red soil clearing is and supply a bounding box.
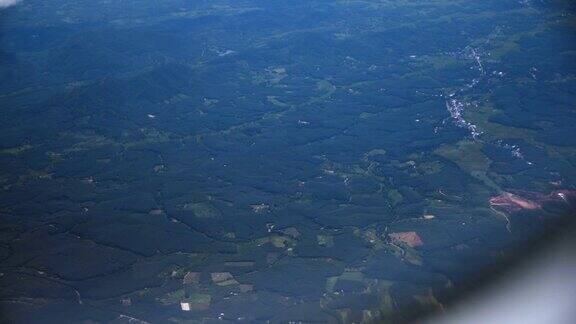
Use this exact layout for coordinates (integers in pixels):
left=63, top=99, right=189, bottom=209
left=389, top=231, right=423, bottom=248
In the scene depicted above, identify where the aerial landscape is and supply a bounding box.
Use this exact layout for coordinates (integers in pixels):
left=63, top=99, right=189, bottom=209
left=0, top=0, right=575, bottom=322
